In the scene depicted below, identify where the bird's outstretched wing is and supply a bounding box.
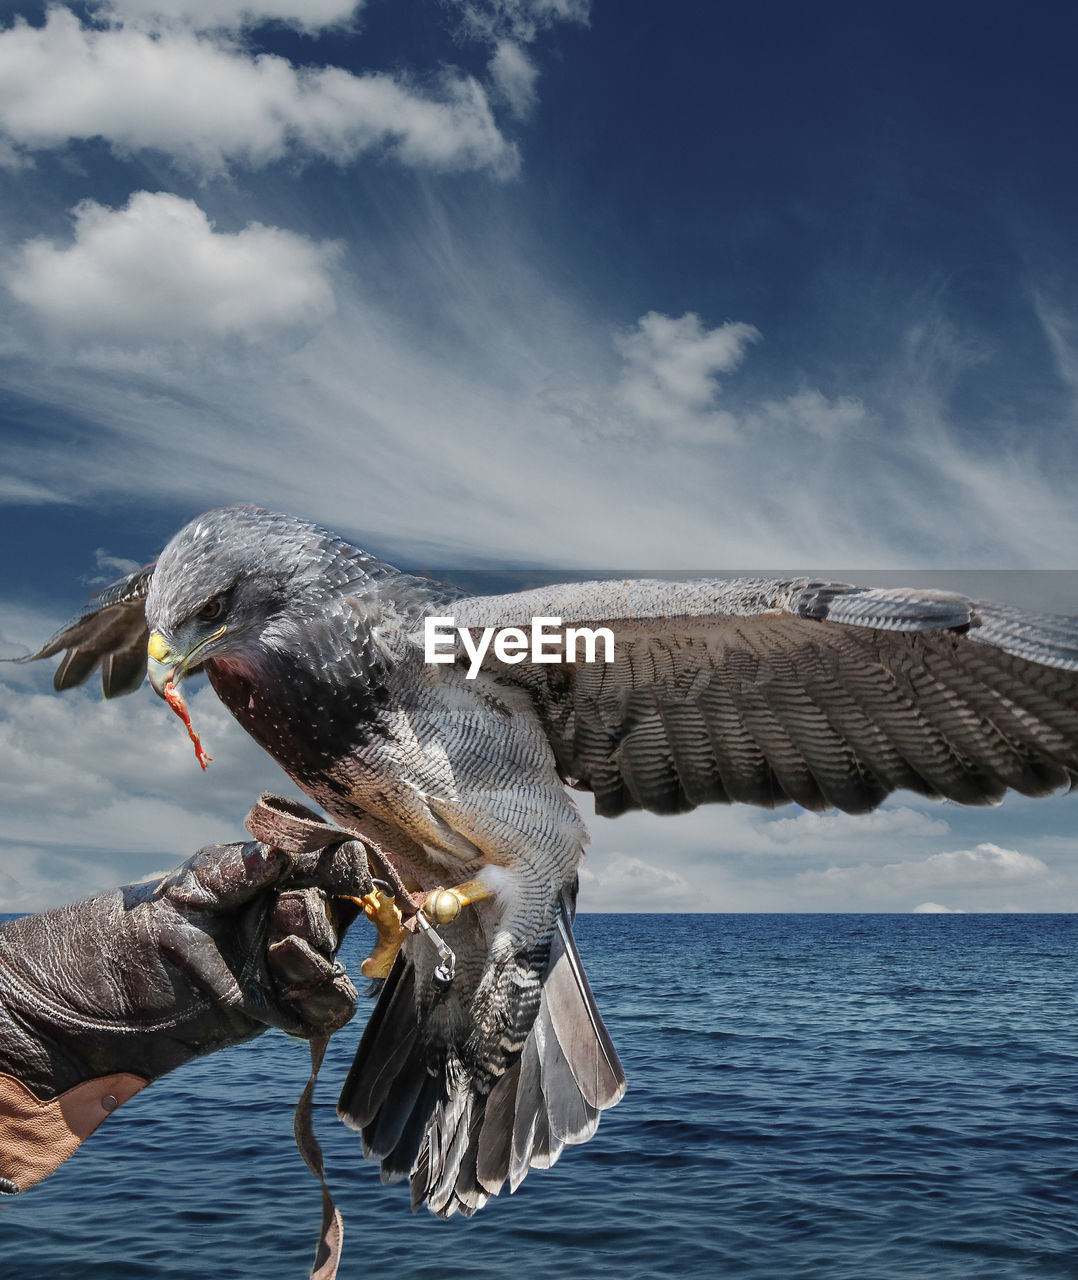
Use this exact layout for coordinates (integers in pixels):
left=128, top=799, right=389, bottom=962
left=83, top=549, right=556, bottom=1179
left=12, top=565, right=154, bottom=699
left=444, top=577, right=1078, bottom=817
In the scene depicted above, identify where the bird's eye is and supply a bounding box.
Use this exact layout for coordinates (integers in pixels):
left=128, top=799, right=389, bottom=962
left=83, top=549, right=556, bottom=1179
left=197, top=598, right=224, bottom=621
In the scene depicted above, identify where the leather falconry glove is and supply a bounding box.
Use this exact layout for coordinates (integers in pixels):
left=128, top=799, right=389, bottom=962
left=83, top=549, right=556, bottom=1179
left=0, top=800, right=371, bottom=1197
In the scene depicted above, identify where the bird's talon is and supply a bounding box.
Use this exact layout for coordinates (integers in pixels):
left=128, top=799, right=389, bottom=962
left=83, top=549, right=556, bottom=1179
left=355, top=888, right=406, bottom=979
left=356, top=874, right=485, bottom=980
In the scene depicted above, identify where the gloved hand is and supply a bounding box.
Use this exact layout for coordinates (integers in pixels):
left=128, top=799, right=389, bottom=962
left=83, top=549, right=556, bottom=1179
left=0, top=815, right=371, bottom=1195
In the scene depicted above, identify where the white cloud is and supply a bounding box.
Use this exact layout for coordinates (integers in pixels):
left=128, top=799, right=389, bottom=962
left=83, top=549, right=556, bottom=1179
left=763, top=806, right=951, bottom=848
left=454, top=2, right=588, bottom=124
left=489, top=40, right=539, bottom=118
left=914, top=843, right=1051, bottom=885
left=912, top=902, right=966, bottom=913
left=796, top=842, right=1058, bottom=909
left=606, top=319, right=864, bottom=448
left=7, top=191, right=338, bottom=343
left=90, top=0, right=363, bottom=33
left=747, top=388, right=867, bottom=439
left=91, top=548, right=143, bottom=581
left=0, top=662, right=308, bottom=910
left=574, top=798, right=973, bottom=912
left=0, top=605, right=77, bottom=665
left=614, top=311, right=761, bottom=442
left=578, top=851, right=693, bottom=912
left=0, top=8, right=516, bottom=176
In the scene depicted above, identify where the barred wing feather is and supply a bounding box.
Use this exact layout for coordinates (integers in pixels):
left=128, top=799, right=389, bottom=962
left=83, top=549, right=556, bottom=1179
left=445, top=577, right=1078, bottom=818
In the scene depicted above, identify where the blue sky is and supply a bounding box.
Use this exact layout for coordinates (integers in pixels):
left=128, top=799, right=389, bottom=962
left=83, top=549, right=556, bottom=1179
left=1, top=0, right=1078, bottom=912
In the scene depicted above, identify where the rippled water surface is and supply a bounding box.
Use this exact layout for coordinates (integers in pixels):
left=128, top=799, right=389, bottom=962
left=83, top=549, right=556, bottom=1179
left=3, top=914, right=1077, bottom=1279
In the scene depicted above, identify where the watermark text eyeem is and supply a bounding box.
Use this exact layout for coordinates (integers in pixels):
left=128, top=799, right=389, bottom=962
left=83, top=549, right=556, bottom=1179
left=425, top=616, right=615, bottom=679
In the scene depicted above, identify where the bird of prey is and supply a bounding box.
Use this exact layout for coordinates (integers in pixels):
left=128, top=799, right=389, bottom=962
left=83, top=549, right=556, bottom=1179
left=17, top=506, right=1078, bottom=1218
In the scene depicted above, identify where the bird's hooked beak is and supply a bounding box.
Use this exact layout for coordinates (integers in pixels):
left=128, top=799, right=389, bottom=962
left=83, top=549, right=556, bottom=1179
left=146, top=626, right=227, bottom=696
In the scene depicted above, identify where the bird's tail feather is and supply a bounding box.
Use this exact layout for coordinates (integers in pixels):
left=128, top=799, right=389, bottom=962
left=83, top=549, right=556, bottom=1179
left=336, top=955, right=447, bottom=1182
left=337, top=889, right=626, bottom=1217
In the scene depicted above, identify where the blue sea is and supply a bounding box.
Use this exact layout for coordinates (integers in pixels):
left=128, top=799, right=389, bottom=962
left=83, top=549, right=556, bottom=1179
left=2, top=914, right=1077, bottom=1280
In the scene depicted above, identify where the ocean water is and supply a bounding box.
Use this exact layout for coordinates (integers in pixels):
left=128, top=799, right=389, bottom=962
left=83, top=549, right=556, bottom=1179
left=2, top=913, right=1077, bottom=1280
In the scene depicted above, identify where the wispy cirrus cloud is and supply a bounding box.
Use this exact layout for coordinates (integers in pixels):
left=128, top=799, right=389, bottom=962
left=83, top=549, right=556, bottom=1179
left=448, top=0, right=591, bottom=120
left=0, top=475, right=74, bottom=505
left=4, top=282, right=1078, bottom=572
left=449, top=0, right=591, bottom=44
left=1033, top=293, right=1078, bottom=412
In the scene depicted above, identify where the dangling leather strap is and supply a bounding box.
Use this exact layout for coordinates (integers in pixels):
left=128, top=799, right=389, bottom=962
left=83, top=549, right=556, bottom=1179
left=246, top=791, right=440, bottom=1278
left=294, top=1034, right=342, bottom=1280
left=243, top=796, right=347, bottom=1278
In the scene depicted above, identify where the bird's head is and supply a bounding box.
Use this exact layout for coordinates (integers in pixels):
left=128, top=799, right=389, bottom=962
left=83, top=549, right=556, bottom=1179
left=144, top=506, right=329, bottom=697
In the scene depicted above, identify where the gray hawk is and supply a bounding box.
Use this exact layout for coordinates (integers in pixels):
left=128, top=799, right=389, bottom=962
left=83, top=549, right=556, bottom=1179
left=16, top=505, right=1078, bottom=1217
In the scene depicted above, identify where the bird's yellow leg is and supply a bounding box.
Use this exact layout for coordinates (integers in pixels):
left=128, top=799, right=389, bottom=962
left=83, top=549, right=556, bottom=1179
left=354, top=888, right=406, bottom=979
left=421, top=877, right=493, bottom=924
left=349, top=876, right=495, bottom=979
